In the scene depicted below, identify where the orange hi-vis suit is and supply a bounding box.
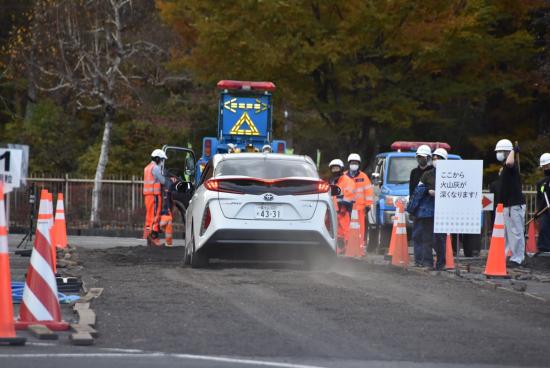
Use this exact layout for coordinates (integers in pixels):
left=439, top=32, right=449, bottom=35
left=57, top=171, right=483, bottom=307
left=159, top=212, right=173, bottom=246
left=331, top=174, right=356, bottom=247
left=143, top=162, right=162, bottom=239
left=346, top=170, right=374, bottom=247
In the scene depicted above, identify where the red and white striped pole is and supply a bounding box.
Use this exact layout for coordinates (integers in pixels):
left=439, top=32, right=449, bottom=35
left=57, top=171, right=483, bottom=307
left=15, top=189, right=69, bottom=331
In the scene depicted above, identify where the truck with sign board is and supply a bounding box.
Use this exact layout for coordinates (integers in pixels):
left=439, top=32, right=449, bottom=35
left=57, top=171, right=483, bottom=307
left=368, top=141, right=474, bottom=252
left=194, top=80, right=288, bottom=184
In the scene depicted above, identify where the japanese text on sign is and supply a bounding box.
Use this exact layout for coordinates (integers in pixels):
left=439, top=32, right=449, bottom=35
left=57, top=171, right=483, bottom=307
left=434, top=160, right=483, bottom=234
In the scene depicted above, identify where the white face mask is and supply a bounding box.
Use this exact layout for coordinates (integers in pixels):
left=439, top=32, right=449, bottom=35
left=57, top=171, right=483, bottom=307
left=496, top=152, right=506, bottom=162
left=432, top=160, right=438, bottom=168
left=349, top=164, right=359, bottom=172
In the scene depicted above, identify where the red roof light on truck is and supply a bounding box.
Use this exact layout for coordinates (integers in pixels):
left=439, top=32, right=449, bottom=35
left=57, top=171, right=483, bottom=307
left=390, top=141, right=451, bottom=152
left=217, top=80, right=276, bottom=92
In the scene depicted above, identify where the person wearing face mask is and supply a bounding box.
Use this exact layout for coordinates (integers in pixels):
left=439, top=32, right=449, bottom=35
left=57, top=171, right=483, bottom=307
left=328, top=159, right=355, bottom=254
left=408, top=144, right=433, bottom=266
left=494, top=139, right=525, bottom=267
left=535, top=153, right=550, bottom=253
left=345, top=153, right=374, bottom=253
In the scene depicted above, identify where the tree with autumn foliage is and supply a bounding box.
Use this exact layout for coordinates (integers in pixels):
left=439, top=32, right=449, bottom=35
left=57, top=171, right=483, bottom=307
left=158, top=0, right=550, bottom=180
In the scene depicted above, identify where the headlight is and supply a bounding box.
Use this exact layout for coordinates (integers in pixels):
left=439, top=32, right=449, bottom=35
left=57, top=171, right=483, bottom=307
left=385, top=196, right=408, bottom=206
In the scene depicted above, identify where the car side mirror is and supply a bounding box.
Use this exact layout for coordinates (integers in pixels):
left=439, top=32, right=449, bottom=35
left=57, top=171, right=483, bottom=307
left=176, top=181, right=194, bottom=193
left=371, top=172, right=381, bottom=186
left=330, top=185, right=341, bottom=197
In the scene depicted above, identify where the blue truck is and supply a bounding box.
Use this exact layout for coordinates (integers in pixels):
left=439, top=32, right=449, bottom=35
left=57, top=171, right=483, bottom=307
left=367, top=141, right=461, bottom=251
left=195, top=80, right=288, bottom=184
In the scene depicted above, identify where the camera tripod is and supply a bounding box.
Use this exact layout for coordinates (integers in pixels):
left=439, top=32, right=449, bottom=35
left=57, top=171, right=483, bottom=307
left=15, top=183, right=36, bottom=257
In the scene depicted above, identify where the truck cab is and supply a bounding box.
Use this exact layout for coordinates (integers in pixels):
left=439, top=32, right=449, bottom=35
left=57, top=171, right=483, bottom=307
left=368, top=141, right=460, bottom=251
left=196, top=80, right=288, bottom=184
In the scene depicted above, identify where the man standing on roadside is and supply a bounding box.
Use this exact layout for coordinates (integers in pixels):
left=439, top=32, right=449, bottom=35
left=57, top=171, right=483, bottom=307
left=143, top=149, right=167, bottom=247
left=494, top=139, right=525, bottom=268
left=408, top=145, right=433, bottom=266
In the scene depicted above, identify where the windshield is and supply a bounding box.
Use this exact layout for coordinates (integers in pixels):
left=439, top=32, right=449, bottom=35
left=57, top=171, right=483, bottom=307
left=387, top=157, right=418, bottom=184
left=215, top=158, right=319, bottom=179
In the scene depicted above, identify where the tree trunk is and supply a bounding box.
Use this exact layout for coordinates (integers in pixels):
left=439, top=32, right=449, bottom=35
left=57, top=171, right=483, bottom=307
left=90, top=106, right=114, bottom=226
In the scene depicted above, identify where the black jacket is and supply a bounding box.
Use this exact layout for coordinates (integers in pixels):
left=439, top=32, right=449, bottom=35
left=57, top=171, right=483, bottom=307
left=409, top=165, right=433, bottom=195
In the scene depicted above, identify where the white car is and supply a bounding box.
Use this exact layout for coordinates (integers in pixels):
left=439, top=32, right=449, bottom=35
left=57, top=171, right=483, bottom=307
left=183, top=153, right=337, bottom=268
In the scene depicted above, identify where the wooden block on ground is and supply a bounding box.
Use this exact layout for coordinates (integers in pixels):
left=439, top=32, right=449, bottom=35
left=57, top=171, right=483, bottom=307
left=77, top=309, right=96, bottom=326
left=70, top=324, right=98, bottom=338
left=28, top=325, right=58, bottom=340
left=70, top=332, right=94, bottom=346
left=73, top=302, right=90, bottom=311
left=88, top=288, right=103, bottom=298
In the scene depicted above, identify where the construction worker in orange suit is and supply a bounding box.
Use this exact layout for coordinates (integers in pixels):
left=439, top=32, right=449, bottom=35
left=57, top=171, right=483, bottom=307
left=143, top=149, right=167, bottom=246
left=328, top=159, right=355, bottom=255
left=345, top=153, right=374, bottom=252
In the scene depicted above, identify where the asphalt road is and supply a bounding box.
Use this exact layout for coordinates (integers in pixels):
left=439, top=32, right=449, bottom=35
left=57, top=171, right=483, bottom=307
left=4, top=241, right=550, bottom=367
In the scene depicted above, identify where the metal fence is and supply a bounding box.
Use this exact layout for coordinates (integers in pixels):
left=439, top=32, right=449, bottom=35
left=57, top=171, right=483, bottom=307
left=4, top=175, right=543, bottom=232
left=7, top=175, right=147, bottom=231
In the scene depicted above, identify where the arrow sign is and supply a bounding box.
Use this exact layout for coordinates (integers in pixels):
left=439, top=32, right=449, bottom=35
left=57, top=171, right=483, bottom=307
left=481, top=193, right=494, bottom=211
left=223, top=98, right=268, bottom=114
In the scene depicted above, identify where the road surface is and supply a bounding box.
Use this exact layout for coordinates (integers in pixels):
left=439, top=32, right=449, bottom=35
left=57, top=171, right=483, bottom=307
left=4, top=238, right=550, bottom=367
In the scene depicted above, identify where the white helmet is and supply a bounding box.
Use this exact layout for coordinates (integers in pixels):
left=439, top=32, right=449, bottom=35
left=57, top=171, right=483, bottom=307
left=416, top=144, right=432, bottom=157
left=262, top=144, right=272, bottom=153
left=151, top=149, right=167, bottom=160
left=540, top=153, right=550, bottom=167
left=329, top=159, right=345, bottom=168
left=495, top=139, right=513, bottom=152
left=433, top=148, right=448, bottom=160
left=347, top=153, right=361, bottom=163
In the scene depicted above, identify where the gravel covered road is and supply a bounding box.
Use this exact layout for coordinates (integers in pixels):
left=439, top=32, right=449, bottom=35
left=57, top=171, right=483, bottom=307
left=61, top=245, right=550, bottom=367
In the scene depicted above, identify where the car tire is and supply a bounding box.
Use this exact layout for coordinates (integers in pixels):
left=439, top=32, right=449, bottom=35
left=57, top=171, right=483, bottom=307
left=190, top=230, right=209, bottom=268
left=378, top=225, right=392, bottom=253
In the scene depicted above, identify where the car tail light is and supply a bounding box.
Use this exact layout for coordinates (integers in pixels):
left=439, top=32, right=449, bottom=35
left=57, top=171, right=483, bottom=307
left=385, top=196, right=395, bottom=206
left=295, top=180, right=330, bottom=195
left=200, top=206, right=211, bottom=236
left=324, top=208, right=334, bottom=237
left=204, top=179, right=243, bottom=194
left=204, top=139, right=212, bottom=157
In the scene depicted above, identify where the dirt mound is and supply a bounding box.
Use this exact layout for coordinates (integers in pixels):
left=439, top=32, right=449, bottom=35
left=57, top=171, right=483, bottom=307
left=82, top=246, right=185, bottom=267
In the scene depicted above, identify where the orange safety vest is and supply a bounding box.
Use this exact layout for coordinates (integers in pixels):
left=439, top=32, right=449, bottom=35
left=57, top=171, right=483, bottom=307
left=346, top=170, right=373, bottom=210
left=143, top=162, right=161, bottom=195
left=332, top=174, right=356, bottom=209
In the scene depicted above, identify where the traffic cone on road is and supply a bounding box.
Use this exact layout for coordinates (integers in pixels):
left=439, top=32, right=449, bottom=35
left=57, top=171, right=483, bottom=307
left=0, top=182, right=26, bottom=345
left=525, top=221, right=538, bottom=256
left=484, top=203, right=508, bottom=277
left=45, top=191, right=57, bottom=274
left=386, top=211, right=398, bottom=258
left=53, top=193, right=68, bottom=249
left=391, top=202, right=409, bottom=268
left=345, top=209, right=363, bottom=257
left=15, top=190, right=69, bottom=331
left=445, top=234, right=455, bottom=270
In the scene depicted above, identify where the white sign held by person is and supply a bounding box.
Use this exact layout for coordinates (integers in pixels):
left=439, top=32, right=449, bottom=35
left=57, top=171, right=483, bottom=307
left=434, top=160, right=483, bottom=234
left=0, top=148, right=23, bottom=193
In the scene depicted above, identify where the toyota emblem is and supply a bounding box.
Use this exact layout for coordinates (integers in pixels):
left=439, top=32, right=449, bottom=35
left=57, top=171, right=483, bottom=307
left=263, top=193, right=274, bottom=201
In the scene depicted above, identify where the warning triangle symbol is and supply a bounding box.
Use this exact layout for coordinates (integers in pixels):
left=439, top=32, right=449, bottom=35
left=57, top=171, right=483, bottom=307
left=229, top=112, right=260, bottom=136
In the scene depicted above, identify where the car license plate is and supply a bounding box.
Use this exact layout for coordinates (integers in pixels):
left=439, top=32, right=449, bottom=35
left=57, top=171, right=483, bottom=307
left=255, top=205, right=282, bottom=219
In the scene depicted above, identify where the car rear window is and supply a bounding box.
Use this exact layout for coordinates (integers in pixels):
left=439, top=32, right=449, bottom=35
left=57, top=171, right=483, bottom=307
left=215, top=158, right=319, bottom=179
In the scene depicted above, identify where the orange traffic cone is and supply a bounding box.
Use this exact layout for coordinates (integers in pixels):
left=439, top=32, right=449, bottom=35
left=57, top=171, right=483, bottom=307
left=45, top=191, right=57, bottom=274
left=445, top=234, right=455, bottom=270
left=391, top=202, right=409, bottom=268
left=484, top=203, right=508, bottom=277
left=0, top=182, right=26, bottom=345
left=386, top=211, right=398, bottom=258
left=53, top=193, right=68, bottom=249
left=525, top=221, right=538, bottom=256
left=15, top=190, right=69, bottom=331
left=345, top=209, right=363, bottom=257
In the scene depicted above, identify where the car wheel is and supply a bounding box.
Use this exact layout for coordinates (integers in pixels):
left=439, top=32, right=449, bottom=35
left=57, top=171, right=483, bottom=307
left=190, top=229, right=209, bottom=268
left=377, top=225, right=392, bottom=254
